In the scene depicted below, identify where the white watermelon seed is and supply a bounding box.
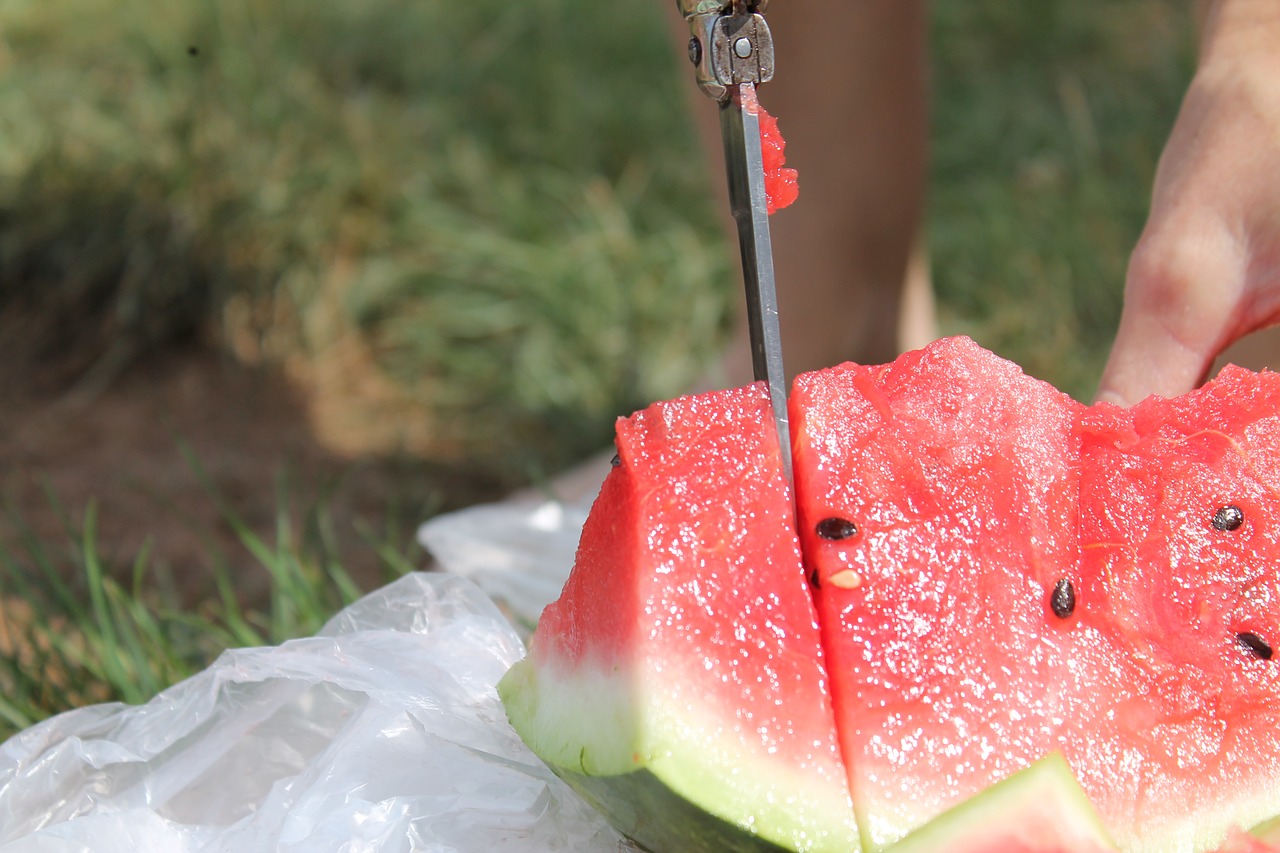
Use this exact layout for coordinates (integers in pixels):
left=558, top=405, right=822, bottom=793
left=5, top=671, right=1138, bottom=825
left=828, top=570, right=862, bottom=590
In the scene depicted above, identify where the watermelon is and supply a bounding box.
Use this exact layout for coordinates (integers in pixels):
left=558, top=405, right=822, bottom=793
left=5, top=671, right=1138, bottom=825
left=885, top=753, right=1118, bottom=853
left=498, top=384, right=858, bottom=851
left=500, top=337, right=1280, bottom=852
left=757, top=102, right=798, bottom=214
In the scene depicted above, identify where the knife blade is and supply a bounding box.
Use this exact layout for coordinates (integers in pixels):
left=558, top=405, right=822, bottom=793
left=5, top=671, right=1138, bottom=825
left=677, top=1, right=791, bottom=485
left=719, top=81, right=791, bottom=483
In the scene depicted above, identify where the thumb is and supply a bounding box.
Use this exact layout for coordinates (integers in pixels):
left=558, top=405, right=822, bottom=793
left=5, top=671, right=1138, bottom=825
left=1094, top=304, right=1218, bottom=408
left=1094, top=236, right=1241, bottom=408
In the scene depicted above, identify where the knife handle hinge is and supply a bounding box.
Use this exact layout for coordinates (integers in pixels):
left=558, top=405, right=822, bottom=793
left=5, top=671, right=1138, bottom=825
left=678, top=5, right=774, bottom=102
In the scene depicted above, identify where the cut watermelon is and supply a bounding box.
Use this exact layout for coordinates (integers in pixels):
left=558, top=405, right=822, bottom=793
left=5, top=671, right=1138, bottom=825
left=795, top=338, right=1280, bottom=852
left=1072, top=366, right=1280, bottom=850
left=885, top=753, right=1118, bottom=853
left=791, top=338, right=1091, bottom=849
left=503, top=336, right=1280, bottom=852
left=498, top=384, right=857, bottom=852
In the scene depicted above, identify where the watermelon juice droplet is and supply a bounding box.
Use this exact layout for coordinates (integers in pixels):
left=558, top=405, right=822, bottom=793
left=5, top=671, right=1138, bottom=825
left=757, top=104, right=798, bottom=214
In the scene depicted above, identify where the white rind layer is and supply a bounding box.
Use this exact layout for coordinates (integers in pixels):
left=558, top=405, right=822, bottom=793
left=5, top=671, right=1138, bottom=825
left=499, top=652, right=859, bottom=852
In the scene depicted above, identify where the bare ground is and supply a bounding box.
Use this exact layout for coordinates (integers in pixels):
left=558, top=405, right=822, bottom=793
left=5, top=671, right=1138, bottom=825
left=0, top=340, right=506, bottom=606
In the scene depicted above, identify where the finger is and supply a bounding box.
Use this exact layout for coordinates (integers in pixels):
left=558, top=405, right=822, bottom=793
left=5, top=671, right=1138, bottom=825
left=1094, top=303, right=1218, bottom=407
left=1095, top=229, right=1242, bottom=407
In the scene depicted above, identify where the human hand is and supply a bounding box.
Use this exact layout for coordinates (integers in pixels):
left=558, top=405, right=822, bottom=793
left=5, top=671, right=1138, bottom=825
left=1095, top=0, right=1280, bottom=406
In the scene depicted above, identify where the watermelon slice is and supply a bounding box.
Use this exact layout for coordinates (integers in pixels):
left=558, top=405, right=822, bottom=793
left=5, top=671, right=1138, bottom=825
left=886, top=753, right=1118, bottom=853
left=791, top=338, right=1091, bottom=849
left=502, top=337, right=1280, bottom=852
left=498, top=384, right=858, bottom=852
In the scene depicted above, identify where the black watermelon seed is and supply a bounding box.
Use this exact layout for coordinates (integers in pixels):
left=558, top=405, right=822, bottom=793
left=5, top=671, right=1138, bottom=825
left=1050, top=577, right=1076, bottom=618
left=816, top=517, right=858, bottom=541
left=809, top=568, right=821, bottom=589
left=610, top=453, right=621, bottom=467
left=1237, top=632, right=1273, bottom=660
left=1213, top=505, right=1245, bottom=531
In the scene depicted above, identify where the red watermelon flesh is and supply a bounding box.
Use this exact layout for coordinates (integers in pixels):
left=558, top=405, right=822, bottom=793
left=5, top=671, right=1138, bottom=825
left=1075, top=366, right=1280, bottom=846
left=503, top=336, right=1280, bottom=852
left=792, top=337, right=1092, bottom=848
left=792, top=337, right=1280, bottom=852
left=499, top=384, right=858, bottom=852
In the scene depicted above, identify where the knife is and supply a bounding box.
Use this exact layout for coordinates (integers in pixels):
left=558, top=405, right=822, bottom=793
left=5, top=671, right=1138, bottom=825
left=677, top=0, right=791, bottom=483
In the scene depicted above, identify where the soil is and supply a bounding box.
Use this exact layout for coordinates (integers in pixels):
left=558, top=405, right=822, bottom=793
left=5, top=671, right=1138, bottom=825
left=0, top=339, right=507, bottom=607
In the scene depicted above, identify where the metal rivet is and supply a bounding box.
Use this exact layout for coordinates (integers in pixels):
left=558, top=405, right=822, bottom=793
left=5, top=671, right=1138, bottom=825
left=687, top=37, right=702, bottom=66
left=733, top=37, right=753, bottom=58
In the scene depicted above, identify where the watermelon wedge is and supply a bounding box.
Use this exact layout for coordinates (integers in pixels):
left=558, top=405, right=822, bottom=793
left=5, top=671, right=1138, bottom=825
left=498, top=384, right=857, bottom=851
left=501, top=337, right=1280, bottom=852
left=885, top=753, right=1118, bottom=853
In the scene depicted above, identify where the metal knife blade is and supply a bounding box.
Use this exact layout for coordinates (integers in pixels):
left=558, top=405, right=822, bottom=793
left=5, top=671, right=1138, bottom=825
left=720, top=81, right=792, bottom=483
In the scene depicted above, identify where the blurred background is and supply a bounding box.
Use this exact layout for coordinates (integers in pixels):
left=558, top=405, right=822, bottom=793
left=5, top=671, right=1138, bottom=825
left=0, top=0, right=1195, bottom=731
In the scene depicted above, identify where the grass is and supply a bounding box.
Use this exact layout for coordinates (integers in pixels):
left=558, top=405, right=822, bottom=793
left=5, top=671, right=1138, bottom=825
left=0, top=0, right=1198, bottom=735
left=929, top=1, right=1195, bottom=399
left=0, top=476, right=414, bottom=739
left=0, top=0, right=732, bottom=479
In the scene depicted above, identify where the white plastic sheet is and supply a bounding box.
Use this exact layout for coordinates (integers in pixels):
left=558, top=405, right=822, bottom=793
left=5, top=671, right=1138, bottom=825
left=417, top=500, right=587, bottom=635
left=0, top=501, right=631, bottom=851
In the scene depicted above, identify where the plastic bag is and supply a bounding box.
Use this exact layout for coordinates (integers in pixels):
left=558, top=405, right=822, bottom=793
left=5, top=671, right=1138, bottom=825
left=417, top=499, right=586, bottom=635
left=0, top=500, right=630, bottom=852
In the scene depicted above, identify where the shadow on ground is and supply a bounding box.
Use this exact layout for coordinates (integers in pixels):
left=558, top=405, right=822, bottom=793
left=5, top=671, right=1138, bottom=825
left=0, top=340, right=508, bottom=606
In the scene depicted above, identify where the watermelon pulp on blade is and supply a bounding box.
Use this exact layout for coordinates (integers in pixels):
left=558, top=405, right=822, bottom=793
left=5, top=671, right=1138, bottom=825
left=504, top=336, right=1280, bottom=852
left=757, top=102, right=798, bottom=214
left=498, top=384, right=858, bottom=852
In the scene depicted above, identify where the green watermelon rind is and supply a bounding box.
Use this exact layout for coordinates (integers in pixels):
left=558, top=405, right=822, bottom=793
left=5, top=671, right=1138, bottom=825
left=499, top=656, right=860, bottom=853
left=554, top=766, right=791, bottom=853
left=1250, top=814, right=1280, bottom=845
left=499, top=656, right=640, bottom=777
left=884, top=753, right=1119, bottom=853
